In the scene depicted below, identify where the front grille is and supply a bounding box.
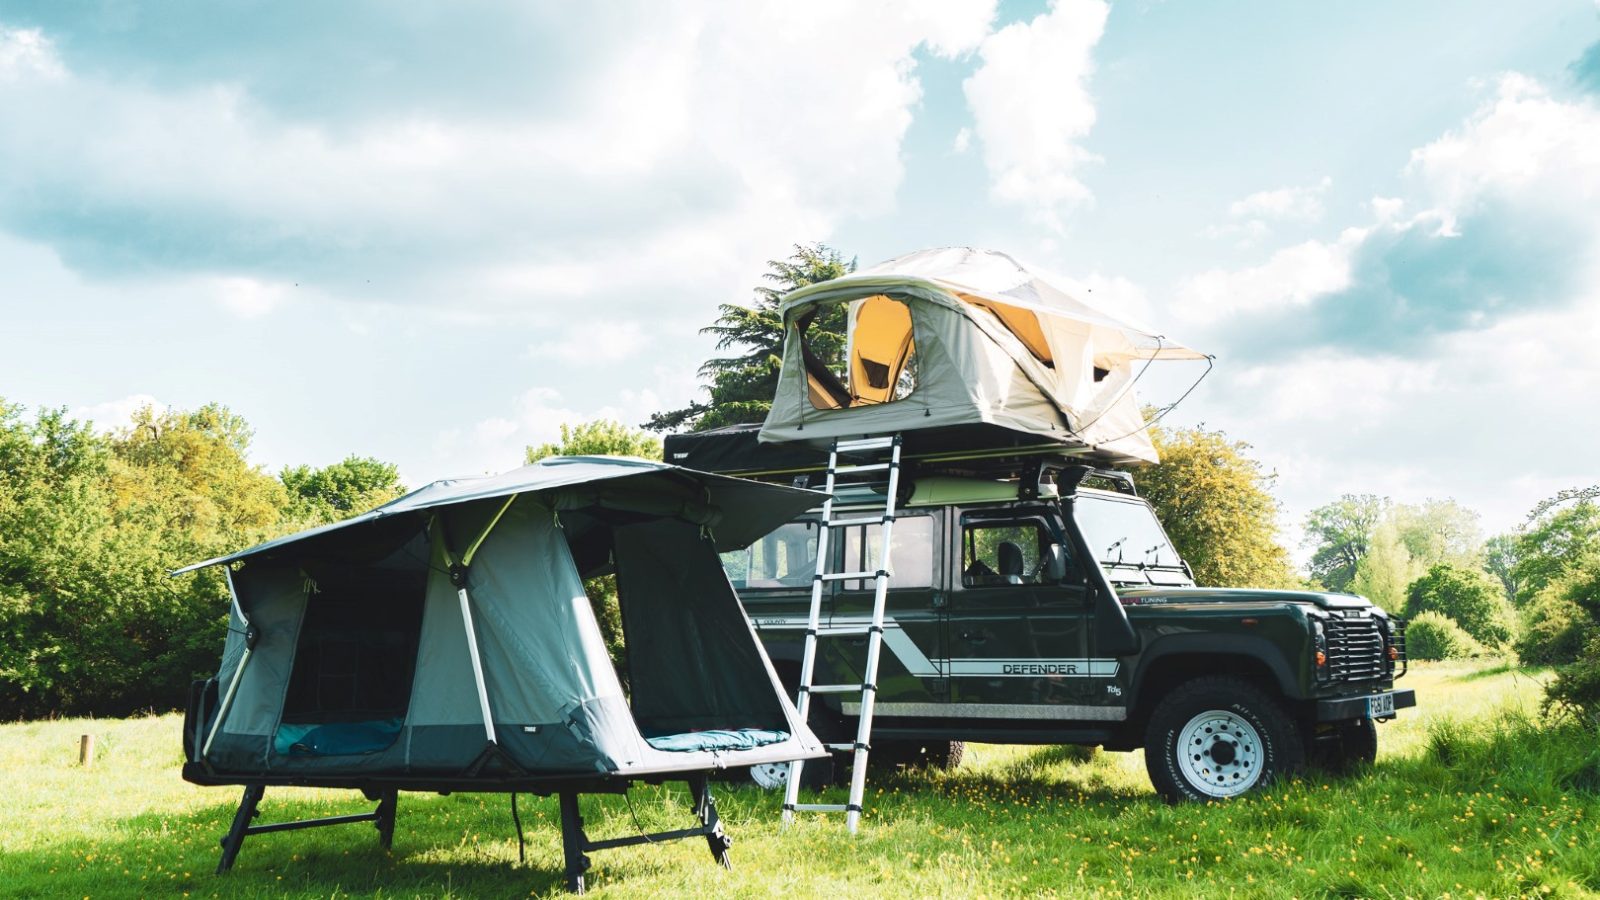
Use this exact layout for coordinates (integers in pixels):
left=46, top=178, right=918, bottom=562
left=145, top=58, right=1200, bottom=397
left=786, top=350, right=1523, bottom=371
left=1325, top=615, right=1387, bottom=682
left=1392, top=617, right=1408, bottom=677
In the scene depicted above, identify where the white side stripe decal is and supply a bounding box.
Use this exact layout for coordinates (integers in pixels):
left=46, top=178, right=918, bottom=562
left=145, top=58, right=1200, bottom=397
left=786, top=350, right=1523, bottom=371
left=750, top=616, right=1121, bottom=678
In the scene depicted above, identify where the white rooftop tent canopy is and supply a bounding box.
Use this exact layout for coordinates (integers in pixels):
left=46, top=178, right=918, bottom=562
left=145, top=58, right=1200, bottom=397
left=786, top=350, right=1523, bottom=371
left=760, top=247, right=1208, bottom=464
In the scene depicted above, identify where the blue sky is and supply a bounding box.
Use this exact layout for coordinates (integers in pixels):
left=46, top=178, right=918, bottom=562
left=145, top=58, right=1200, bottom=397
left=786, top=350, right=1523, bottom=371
left=3, top=0, right=1598, bottom=553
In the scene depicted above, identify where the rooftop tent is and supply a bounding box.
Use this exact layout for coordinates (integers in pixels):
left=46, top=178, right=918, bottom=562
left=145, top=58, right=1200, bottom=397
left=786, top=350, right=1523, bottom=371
left=761, top=247, right=1209, bottom=464
left=175, top=456, right=827, bottom=892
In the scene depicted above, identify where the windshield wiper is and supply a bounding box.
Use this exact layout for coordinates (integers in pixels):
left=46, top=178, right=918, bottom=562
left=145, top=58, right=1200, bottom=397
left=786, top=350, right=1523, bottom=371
left=1104, top=536, right=1127, bottom=565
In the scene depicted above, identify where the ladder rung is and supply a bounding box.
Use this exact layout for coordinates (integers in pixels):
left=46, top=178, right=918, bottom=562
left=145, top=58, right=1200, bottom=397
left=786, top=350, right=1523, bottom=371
left=824, top=743, right=867, bottom=752
left=819, top=570, right=884, bottom=582
left=835, top=437, right=897, bottom=453
left=826, top=514, right=891, bottom=528
left=838, top=435, right=902, bottom=451
left=807, top=684, right=866, bottom=694
left=789, top=803, right=851, bottom=813
left=834, top=462, right=892, bottom=474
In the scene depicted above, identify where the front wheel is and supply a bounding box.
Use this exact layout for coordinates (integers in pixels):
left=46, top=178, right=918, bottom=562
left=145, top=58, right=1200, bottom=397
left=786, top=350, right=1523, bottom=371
left=1143, top=676, right=1303, bottom=803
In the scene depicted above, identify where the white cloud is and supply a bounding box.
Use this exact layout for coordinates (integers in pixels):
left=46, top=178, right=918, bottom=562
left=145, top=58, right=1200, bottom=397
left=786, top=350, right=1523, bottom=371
left=1176, top=237, right=1356, bottom=324
left=1165, top=71, right=1600, bottom=551
left=1205, top=176, right=1333, bottom=245
left=1408, top=74, right=1600, bottom=231
left=68, top=393, right=167, bottom=431
left=430, top=383, right=675, bottom=479
left=952, top=127, right=972, bottom=154
left=527, top=322, right=649, bottom=364
left=962, top=0, right=1108, bottom=230
left=1228, top=177, right=1332, bottom=224
left=1180, top=74, right=1600, bottom=334
left=0, top=25, right=62, bottom=82
left=210, top=276, right=291, bottom=318
left=0, top=2, right=998, bottom=321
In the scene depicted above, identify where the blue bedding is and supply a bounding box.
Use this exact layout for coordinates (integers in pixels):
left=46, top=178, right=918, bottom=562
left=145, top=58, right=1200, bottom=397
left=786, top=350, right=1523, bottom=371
left=645, top=728, right=789, bottom=753
left=275, top=718, right=403, bottom=756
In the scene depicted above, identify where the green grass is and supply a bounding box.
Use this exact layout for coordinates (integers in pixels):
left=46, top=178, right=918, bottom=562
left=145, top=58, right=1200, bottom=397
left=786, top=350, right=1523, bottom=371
left=3, top=660, right=1598, bottom=898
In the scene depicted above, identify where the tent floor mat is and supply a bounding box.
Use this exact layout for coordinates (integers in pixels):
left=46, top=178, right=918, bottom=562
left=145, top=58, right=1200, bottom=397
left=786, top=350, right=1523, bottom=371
left=203, top=772, right=732, bottom=894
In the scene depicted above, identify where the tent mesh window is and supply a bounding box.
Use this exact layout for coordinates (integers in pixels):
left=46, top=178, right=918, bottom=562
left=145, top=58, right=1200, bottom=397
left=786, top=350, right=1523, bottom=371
left=800, top=295, right=919, bottom=410
left=276, top=563, right=427, bottom=756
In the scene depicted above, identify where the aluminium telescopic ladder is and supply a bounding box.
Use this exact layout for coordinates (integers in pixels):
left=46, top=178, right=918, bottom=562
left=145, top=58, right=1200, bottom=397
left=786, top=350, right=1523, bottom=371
left=782, top=434, right=902, bottom=834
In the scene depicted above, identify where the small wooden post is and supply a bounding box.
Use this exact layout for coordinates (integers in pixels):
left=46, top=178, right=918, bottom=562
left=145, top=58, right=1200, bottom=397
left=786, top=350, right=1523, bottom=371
left=79, top=733, right=95, bottom=767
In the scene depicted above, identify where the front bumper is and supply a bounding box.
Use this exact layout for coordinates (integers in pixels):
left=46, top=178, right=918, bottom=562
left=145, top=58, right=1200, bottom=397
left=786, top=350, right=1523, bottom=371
left=1315, top=689, right=1416, bottom=722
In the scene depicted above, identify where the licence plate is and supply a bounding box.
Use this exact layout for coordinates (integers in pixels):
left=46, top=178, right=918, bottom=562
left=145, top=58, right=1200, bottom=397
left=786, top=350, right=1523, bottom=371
left=1366, top=692, right=1396, bottom=718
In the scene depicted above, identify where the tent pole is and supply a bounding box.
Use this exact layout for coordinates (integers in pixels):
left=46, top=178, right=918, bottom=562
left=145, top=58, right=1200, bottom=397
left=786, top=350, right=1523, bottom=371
left=202, top=567, right=253, bottom=763
left=455, top=584, right=498, bottom=745
left=440, top=496, right=520, bottom=748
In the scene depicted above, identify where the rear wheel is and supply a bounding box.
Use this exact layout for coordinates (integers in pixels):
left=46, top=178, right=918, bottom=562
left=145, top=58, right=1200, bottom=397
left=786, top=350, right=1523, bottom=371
left=1144, top=676, right=1303, bottom=803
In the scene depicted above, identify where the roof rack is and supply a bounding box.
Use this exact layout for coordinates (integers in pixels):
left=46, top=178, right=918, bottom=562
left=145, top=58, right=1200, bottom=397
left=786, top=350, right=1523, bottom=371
left=663, top=422, right=1145, bottom=487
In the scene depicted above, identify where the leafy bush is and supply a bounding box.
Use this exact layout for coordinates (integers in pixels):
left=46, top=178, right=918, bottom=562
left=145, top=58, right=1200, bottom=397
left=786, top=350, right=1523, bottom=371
left=1516, top=592, right=1592, bottom=666
left=1538, top=551, right=1600, bottom=723
left=1545, top=635, right=1600, bottom=727
left=1404, top=563, right=1514, bottom=647
left=1404, top=611, right=1485, bottom=660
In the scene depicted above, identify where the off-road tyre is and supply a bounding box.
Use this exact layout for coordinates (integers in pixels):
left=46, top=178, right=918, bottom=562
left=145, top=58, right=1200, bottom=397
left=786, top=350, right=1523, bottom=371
left=870, top=740, right=966, bottom=772
left=1144, top=675, right=1304, bottom=803
left=1307, top=717, right=1378, bottom=774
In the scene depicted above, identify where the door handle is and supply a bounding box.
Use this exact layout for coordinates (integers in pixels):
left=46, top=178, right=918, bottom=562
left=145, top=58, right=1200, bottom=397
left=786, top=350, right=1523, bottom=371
left=958, top=629, right=988, bottom=645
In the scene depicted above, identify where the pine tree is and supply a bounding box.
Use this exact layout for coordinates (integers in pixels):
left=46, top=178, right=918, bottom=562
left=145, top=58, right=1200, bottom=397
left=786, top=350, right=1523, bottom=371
left=645, top=243, right=853, bottom=432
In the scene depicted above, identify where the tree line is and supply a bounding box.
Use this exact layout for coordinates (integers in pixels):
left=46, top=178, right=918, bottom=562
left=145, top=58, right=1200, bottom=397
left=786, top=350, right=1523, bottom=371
left=3, top=244, right=1596, bottom=725
left=0, top=402, right=405, bottom=718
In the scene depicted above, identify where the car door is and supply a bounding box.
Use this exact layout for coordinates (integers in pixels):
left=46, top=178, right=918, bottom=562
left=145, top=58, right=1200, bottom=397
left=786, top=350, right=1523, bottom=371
left=946, top=506, right=1094, bottom=714
left=826, top=511, right=947, bottom=712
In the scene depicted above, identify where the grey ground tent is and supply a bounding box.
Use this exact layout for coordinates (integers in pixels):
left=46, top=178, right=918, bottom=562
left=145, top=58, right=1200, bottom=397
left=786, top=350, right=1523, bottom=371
left=176, top=455, right=826, bottom=892
left=761, top=247, right=1208, bottom=464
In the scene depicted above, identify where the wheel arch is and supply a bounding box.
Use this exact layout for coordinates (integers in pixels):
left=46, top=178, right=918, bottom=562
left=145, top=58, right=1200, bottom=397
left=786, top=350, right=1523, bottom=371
left=1126, top=638, right=1300, bottom=734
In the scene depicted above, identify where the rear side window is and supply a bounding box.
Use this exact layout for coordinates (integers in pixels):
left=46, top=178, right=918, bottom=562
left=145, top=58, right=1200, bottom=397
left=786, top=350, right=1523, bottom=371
left=721, top=520, right=819, bottom=590
left=839, top=514, right=934, bottom=590
left=961, top=516, right=1050, bottom=587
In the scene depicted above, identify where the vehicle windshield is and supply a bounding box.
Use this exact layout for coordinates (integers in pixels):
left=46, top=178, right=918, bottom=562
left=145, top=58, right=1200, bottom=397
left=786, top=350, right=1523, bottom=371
left=1071, top=493, right=1191, bottom=586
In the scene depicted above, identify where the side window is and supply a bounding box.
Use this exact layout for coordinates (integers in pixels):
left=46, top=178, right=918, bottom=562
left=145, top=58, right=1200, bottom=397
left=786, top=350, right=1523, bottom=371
left=840, top=515, right=934, bottom=590
left=721, top=521, right=819, bottom=590
left=961, top=516, right=1050, bottom=587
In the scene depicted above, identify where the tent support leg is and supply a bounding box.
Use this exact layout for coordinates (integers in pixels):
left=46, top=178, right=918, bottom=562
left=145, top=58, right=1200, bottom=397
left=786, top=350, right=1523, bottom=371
left=558, top=791, right=591, bottom=894
left=214, top=784, right=399, bottom=875
left=374, top=790, right=398, bottom=850
left=689, top=776, right=732, bottom=870
left=217, top=784, right=264, bottom=874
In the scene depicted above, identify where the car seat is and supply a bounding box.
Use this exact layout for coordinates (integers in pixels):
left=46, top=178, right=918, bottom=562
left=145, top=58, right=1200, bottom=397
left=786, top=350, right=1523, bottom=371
left=997, top=541, right=1026, bottom=585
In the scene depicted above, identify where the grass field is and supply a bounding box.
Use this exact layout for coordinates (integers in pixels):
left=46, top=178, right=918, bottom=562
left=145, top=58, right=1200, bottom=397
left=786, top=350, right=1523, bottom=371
left=3, top=659, right=1598, bottom=898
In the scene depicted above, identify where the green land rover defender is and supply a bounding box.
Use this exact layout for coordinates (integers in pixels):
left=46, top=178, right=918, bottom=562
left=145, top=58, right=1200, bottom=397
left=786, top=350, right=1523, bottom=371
left=673, top=430, right=1414, bottom=803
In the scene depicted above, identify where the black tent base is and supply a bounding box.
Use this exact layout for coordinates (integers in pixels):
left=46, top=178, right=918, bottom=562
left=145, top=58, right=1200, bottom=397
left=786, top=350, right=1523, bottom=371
left=202, top=772, right=731, bottom=895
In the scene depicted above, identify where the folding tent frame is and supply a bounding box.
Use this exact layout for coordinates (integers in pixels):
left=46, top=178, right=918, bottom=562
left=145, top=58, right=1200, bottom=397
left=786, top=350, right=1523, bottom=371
left=197, top=770, right=732, bottom=894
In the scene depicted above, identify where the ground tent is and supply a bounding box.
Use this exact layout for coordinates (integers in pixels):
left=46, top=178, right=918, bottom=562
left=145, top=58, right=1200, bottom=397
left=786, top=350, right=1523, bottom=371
left=176, top=455, right=826, bottom=892
left=761, top=247, right=1208, bottom=464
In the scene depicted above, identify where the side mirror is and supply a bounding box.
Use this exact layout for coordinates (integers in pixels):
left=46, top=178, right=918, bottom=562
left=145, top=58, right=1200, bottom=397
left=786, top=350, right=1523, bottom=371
left=1045, top=544, right=1068, bottom=582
